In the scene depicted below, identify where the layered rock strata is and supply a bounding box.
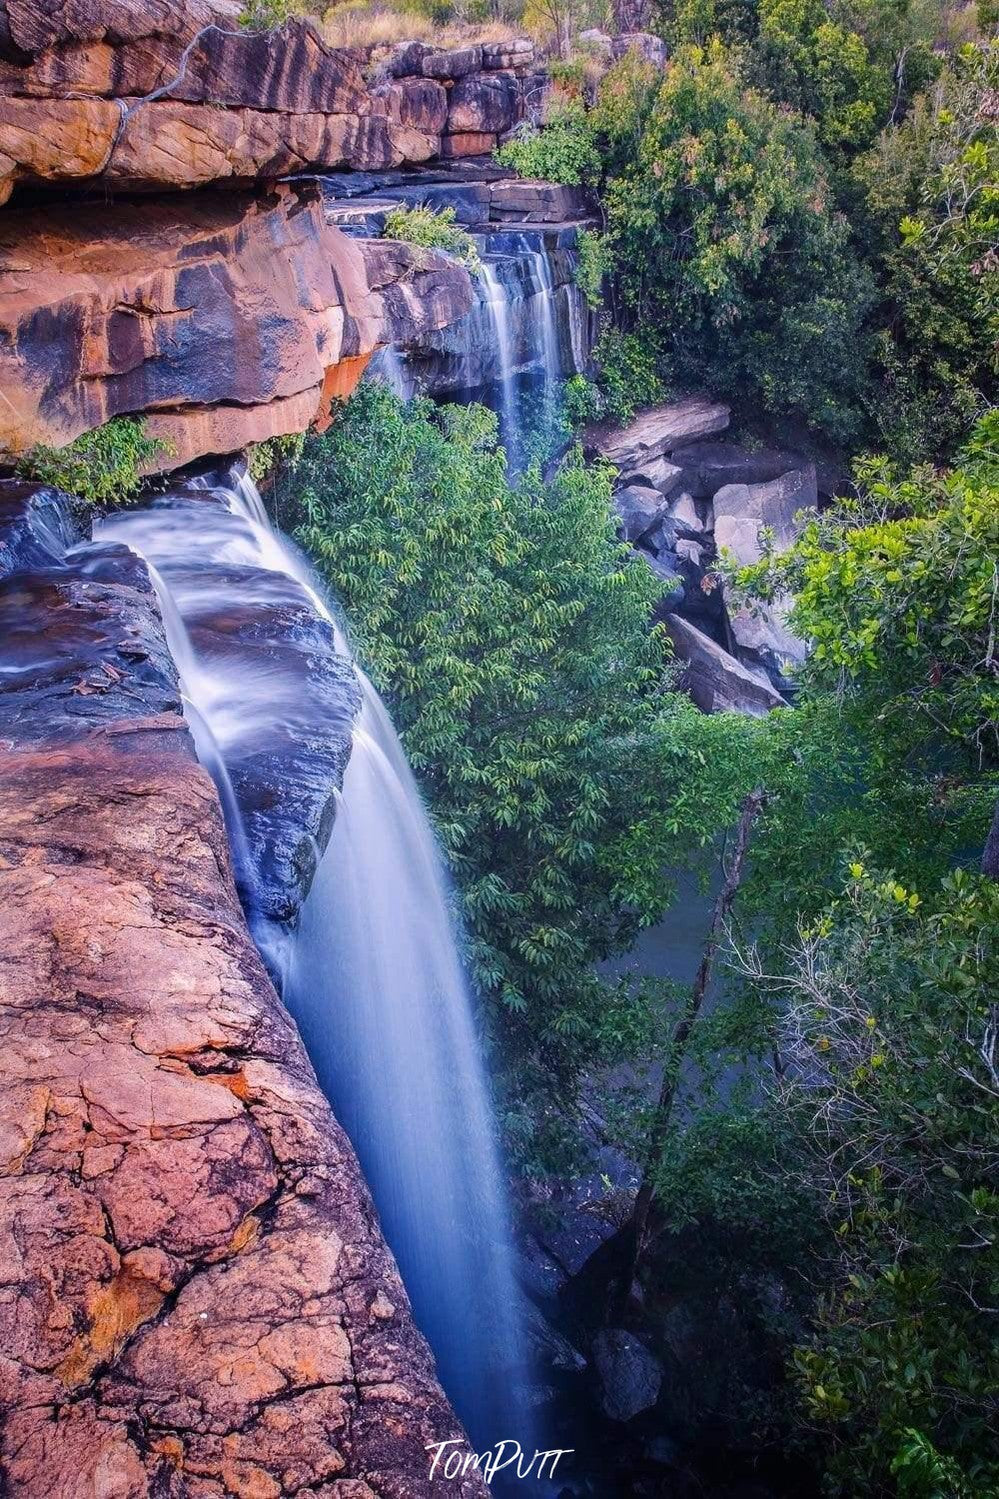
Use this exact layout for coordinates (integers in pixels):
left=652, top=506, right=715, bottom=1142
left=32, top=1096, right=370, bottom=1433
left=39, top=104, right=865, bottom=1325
left=0, top=3, right=546, bottom=198
left=0, top=484, right=484, bottom=1498
left=0, top=182, right=474, bottom=467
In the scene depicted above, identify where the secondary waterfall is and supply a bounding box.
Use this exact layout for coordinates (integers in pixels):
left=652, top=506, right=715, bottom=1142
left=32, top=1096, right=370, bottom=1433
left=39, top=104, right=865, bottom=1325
left=97, top=471, right=530, bottom=1448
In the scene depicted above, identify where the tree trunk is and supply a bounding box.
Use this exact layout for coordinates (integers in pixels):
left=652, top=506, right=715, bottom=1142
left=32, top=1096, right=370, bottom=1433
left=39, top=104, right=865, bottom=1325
left=982, top=798, right=999, bottom=881
left=616, top=788, right=767, bottom=1309
left=612, top=0, right=652, bottom=33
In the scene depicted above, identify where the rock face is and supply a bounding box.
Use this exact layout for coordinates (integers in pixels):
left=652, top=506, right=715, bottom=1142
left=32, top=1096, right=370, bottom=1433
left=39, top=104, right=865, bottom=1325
left=665, top=614, right=785, bottom=716
left=586, top=397, right=731, bottom=473
left=0, top=4, right=546, bottom=197
left=590, top=399, right=817, bottom=710
left=592, top=1329, right=663, bottom=1424
left=0, top=182, right=474, bottom=469
left=97, top=470, right=362, bottom=924
left=0, top=487, right=484, bottom=1498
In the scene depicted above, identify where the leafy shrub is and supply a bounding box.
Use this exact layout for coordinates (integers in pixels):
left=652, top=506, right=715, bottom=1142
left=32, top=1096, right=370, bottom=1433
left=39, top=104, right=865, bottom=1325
left=562, top=373, right=601, bottom=426
left=239, top=0, right=306, bottom=27
left=856, top=43, right=999, bottom=463
left=494, top=97, right=600, bottom=185
left=291, top=385, right=752, bottom=1162
left=382, top=204, right=482, bottom=274
left=15, top=418, right=166, bottom=507
left=247, top=432, right=306, bottom=484
left=591, top=327, right=666, bottom=425
left=574, top=227, right=609, bottom=309
left=605, top=41, right=874, bottom=442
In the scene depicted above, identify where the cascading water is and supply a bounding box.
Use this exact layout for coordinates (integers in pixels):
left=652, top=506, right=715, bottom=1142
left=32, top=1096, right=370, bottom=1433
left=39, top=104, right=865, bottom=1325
left=97, top=470, right=531, bottom=1451
left=479, top=259, right=520, bottom=469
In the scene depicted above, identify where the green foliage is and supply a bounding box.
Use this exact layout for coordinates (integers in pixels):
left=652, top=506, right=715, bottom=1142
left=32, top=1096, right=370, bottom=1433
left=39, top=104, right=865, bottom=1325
left=574, top=227, right=609, bottom=309
left=247, top=432, right=306, bottom=485
left=743, top=413, right=999, bottom=779
left=494, top=97, right=600, bottom=185
left=239, top=0, right=306, bottom=26
left=382, top=204, right=483, bottom=274
left=589, top=326, right=667, bottom=424
left=15, top=418, right=165, bottom=507
left=856, top=43, right=999, bottom=463
left=291, top=385, right=753, bottom=1160
left=603, top=42, right=874, bottom=441
left=764, top=867, right=999, bottom=1494
left=562, top=372, right=602, bottom=426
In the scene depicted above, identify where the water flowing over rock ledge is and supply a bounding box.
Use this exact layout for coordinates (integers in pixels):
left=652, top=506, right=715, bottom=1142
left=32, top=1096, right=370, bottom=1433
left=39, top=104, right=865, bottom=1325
left=0, top=482, right=486, bottom=1498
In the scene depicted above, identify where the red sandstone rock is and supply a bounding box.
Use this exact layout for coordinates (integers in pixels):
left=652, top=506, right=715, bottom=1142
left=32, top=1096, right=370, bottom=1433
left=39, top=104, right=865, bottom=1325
left=438, top=131, right=497, bottom=158
left=0, top=742, right=486, bottom=1496
left=0, top=183, right=472, bottom=468
left=446, top=73, right=518, bottom=136
left=0, top=529, right=486, bottom=1495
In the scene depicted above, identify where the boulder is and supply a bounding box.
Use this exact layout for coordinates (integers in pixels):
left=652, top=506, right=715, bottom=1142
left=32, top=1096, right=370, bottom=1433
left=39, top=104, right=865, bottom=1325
left=712, top=466, right=817, bottom=566
left=422, top=45, right=483, bottom=79
left=668, top=491, right=705, bottom=537
left=665, top=614, right=785, bottom=716
left=372, top=75, right=448, bottom=136
left=729, top=597, right=808, bottom=687
left=447, top=71, right=519, bottom=135
left=671, top=439, right=808, bottom=500
left=620, top=454, right=683, bottom=494
left=711, top=467, right=814, bottom=686
left=587, top=397, right=731, bottom=473
left=482, top=39, right=536, bottom=69
left=612, top=31, right=667, bottom=66
left=636, top=549, right=685, bottom=610
left=592, top=1329, right=663, bottom=1423
left=488, top=178, right=592, bottom=222
left=614, top=482, right=668, bottom=542
left=439, top=130, right=497, bottom=158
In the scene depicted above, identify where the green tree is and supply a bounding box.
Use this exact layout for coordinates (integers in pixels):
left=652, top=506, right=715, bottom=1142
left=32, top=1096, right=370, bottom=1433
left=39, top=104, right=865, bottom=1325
left=291, top=385, right=753, bottom=1162
left=856, top=43, right=999, bottom=462
left=604, top=42, right=874, bottom=441
left=752, top=866, right=999, bottom=1495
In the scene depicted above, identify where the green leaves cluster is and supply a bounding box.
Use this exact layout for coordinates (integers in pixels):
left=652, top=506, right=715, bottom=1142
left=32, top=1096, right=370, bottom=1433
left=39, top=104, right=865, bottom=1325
left=770, top=867, right=999, bottom=1495
left=292, top=384, right=752, bottom=1162
left=15, top=417, right=165, bottom=507
left=382, top=204, right=483, bottom=274
left=494, top=97, right=601, bottom=185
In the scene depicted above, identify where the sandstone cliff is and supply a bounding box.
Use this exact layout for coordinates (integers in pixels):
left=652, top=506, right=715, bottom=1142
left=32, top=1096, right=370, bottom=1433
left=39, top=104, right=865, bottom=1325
left=0, top=1, right=545, bottom=199
left=0, top=486, right=486, bottom=1497
left=0, top=181, right=473, bottom=467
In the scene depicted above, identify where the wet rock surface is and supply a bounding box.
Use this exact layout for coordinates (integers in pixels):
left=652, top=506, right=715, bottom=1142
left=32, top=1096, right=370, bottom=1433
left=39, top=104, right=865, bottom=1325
left=0, top=488, right=483, bottom=1499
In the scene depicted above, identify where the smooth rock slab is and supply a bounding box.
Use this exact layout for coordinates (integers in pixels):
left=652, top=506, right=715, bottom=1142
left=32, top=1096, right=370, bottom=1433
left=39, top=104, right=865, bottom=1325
left=665, top=613, right=785, bottom=716
left=587, top=397, right=731, bottom=473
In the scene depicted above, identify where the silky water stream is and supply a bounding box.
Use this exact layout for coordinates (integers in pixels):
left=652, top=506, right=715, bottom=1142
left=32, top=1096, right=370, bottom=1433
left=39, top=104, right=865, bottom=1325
left=98, top=470, right=531, bottom=1452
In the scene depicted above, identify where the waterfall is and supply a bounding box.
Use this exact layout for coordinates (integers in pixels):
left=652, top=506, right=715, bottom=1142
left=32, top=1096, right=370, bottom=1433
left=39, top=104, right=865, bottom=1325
left=479, top=260, right=520, bottom=469
left=97, top=471, right=530, bottom=1449
left=528, top=245, right=560, bottom=379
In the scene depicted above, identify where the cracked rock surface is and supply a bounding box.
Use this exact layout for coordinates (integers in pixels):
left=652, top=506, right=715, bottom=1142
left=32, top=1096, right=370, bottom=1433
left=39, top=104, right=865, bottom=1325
left=0, top=493, right=484, bottom=1497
